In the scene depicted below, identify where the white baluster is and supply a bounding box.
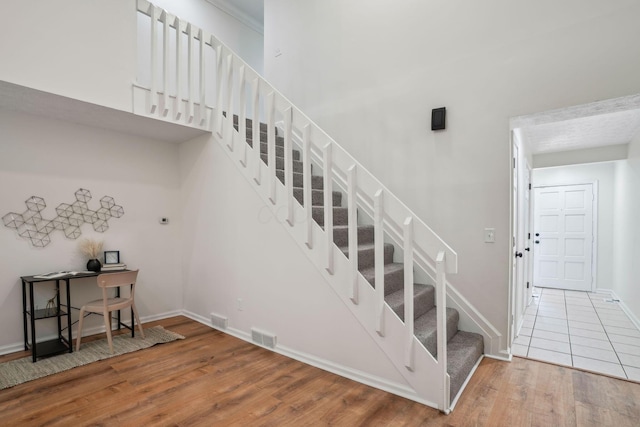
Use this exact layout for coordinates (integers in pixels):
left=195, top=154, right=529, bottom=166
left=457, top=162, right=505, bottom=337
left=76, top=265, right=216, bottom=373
left=284, top=107, right=294, bottom=226
left=435, top=250, right=449, bottom=409
left=303, top=124, right=312, bottom=248
left=161, top=10, right=169, bottom=117
left=214, top=43, right=223, bottom=136
left=149, top=5, right=159, bottom=114
left=323, top=143, right=334, bottom=274
left=198, top=28, right=206, bottom=125
left=403, top=216, right=414, bottom=370
left=374, top=189, right=385, bottom=336
left=348, top=165, right=358, bottom=304
left=174, top=17, right=183, bottom=121
left=186, top=23, right=194, bottom=124
left=267, top=92, right=276, bottom=204
left=224, top=54, right=234, bottom=151
left=238, top=65, right=247, bottom=166
left=252, top=78, right=261, bottom=185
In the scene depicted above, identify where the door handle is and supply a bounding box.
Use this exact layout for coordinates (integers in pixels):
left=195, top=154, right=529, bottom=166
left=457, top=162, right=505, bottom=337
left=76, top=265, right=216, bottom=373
left=535, top=240, right=540, bottom=244
left=524, top=247, right=530, bottom=252
left=515, top=252, right=523, bottom=258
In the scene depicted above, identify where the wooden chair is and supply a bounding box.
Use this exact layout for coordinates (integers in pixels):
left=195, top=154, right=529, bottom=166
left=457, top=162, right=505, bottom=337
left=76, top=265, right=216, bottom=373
left=76, top=270, right=145, bottom=353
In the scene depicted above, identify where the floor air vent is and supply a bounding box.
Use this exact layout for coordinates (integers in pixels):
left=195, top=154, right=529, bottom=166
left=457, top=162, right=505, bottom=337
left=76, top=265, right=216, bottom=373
left=210, top=313, right=228, bottom=330
left=251, top=328, right=277, bottom=349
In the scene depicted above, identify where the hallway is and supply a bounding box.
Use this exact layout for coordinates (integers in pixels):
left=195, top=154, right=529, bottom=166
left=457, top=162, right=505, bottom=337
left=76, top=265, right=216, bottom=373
left=513, top=287, right=640, bottom=381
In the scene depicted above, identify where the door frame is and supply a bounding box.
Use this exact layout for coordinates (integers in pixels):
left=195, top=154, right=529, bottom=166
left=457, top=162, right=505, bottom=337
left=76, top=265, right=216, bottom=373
left=524, top=159, right=533, bottom=305
left=531, top=180, right=599, bottom=292
left=509, top=132, right=535, bottom=349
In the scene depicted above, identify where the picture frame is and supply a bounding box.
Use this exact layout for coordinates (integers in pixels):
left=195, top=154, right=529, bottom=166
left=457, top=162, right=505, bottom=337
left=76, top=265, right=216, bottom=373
left=104, top=250, right=120, bottom=264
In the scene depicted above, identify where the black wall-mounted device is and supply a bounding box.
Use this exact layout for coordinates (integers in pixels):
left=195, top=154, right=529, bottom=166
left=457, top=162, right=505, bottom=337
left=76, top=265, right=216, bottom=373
left=431, top=107, right=446, bottom=131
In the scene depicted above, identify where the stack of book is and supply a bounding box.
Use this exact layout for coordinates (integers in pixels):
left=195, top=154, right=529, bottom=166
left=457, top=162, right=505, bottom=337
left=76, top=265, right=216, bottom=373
left=101, top=263, right=127, bottom=271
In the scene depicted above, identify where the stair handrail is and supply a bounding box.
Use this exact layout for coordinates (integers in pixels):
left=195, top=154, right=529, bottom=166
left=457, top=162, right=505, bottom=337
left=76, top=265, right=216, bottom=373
left=136, top=0, right=455, bottom=409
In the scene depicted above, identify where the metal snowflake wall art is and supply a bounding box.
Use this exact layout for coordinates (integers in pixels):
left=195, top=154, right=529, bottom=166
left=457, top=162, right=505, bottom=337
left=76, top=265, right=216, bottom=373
left=2, top=188, right=124, bottom=247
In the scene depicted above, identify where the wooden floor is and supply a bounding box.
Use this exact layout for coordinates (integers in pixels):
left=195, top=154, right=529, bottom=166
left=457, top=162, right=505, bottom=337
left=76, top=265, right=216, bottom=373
left=1, top=316, right=640, bottom=426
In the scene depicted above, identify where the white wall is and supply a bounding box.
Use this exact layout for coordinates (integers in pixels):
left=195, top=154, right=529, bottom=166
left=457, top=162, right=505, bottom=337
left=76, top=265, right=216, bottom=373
left=178, top=134, right=410, bottom=390
left=264, top=0, right=640, bottom=347
left=0, top=0, right=136, bottom=112
left=532, top=161, right=616, bottom=291
left=533, top=144, right=629, bottom=168
left=613, top=133, right=640, bottom=321
left=148, top=0, right=264, bottom=75
left=0, top=109, right=183, bottom=352
left=0, top=0, right=263, bottom=116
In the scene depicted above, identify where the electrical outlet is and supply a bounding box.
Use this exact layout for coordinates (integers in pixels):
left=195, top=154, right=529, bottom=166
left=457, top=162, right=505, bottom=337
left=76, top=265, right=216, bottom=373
left=237, top=297, right=243, bottom=311
left=484, top=228, right=495, bottom=243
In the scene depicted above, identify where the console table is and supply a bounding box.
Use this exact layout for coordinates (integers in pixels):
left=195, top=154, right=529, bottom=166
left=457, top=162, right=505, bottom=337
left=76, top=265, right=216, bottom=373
left=21, top=270, right=130, bottom=362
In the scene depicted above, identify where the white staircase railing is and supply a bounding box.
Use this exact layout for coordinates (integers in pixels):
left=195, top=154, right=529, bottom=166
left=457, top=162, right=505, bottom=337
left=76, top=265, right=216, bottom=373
left=134, top=0, right=501, bottom=411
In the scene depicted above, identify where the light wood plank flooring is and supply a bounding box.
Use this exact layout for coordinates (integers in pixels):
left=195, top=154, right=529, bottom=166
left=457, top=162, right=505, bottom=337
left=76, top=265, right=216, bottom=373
left=1, top=316, right=639, bottom=426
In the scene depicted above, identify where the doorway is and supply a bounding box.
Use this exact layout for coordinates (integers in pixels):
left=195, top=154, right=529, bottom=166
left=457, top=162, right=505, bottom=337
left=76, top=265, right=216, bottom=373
left=509, top=93, right=640, bottom=351
left=532, top=183, right=596, bottom=292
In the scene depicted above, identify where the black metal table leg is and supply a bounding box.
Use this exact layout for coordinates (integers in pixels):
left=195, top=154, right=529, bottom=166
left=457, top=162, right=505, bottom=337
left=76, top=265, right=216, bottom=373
left=29, top=281, right=36, bottom=363
left=65, top=278, right=72, bottom=353
left=22, top=279, right=28, bottom=351
left=55, top=280, right=62, bottom=345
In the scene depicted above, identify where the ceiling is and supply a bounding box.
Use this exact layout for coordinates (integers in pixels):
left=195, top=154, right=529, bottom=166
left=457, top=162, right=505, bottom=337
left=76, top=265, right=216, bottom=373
left=513, top=94, right=640, bottom=155
left=206, top=0, right=264, bottom=33
left=232, top=0, right=263, bottom=22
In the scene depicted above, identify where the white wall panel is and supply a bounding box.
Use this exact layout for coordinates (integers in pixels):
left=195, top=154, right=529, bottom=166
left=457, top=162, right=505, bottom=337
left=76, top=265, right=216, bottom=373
left=613, top=134, right=640, bottom=322
left=0, top=0, right=136, bottom=112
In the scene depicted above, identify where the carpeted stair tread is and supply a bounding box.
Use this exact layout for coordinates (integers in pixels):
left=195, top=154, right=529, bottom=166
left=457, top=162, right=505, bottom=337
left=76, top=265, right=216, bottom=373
left=312, top=206, right=348, bottom=226
left=277, top=171, right=323, bottom=189
left=293, top=188, right=342, bottom=207
left=359, top=262, right=405, bottom=295
left=260, top=143, right=299, bottom=160
left=386, top=283, right=435, bottom=321
left=348, top=249, right=404, bottom=282
left=342, top=243, right=395, bottom=272
left=246, top=134, right=284, bottom=146
left=231, top=114, right=267, bottom=132
left=236, top=128, right=268, bottom=141
left=332, top=224, right=373, bottom=247
left=262, top=154, right=304, bottom=173
left=447, top=331, right=484, bottom=401
left=414, top=307, right=459, bottom=357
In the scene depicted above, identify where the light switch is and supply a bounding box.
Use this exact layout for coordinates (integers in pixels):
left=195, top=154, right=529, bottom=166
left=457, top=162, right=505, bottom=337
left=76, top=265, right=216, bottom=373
left=484, top=228, right=495, bottom=243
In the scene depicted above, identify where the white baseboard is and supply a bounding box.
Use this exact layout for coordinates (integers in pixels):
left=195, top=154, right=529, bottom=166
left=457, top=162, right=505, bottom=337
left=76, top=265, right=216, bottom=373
left=595, top=289, right=640, bottom=330
left=0, top=343, right=25, bottom=356
left=181, top=310, right=431, bottom=407
left=485, top=350, right=512, bottom=362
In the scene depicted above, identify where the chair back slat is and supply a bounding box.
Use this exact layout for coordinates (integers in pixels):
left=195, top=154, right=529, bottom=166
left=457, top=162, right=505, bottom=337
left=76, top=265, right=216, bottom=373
left=97, top=270, right=139, bottom=289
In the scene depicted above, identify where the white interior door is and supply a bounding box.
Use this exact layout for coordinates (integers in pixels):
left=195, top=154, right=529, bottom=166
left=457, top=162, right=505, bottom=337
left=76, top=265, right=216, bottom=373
left=533, top=184, right=594, bottom=291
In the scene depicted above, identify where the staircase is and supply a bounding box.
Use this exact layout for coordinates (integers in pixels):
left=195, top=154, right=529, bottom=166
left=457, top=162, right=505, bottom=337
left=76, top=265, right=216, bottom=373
left=233, top=115, right=483, bottom=402
left=136, top=1, right=500, bottom=411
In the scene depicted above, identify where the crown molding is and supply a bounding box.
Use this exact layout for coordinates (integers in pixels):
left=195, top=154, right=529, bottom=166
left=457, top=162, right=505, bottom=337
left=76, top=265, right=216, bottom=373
left=204, top=0, right=264, bottom=35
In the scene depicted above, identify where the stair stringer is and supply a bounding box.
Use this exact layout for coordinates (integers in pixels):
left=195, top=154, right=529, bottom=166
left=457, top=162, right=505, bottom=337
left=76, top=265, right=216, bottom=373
left=214, top=125, right=450, bottom=411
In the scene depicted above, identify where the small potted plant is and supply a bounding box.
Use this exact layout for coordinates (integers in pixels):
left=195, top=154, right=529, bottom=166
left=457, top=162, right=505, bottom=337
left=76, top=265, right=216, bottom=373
left=79, top=238, right=104, bottom=272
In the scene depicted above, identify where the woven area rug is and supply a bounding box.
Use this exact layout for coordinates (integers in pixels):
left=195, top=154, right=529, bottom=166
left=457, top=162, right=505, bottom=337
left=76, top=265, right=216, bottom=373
left=0, top=326, right=184, bottom=390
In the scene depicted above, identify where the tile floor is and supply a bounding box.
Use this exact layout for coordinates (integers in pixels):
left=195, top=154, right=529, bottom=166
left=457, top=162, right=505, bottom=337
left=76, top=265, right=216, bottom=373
left=513, top=287, right=640, bottom=382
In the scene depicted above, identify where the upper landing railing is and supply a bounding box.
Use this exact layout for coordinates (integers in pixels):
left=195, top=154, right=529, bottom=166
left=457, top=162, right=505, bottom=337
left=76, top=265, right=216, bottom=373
left=135, top=0, right=460, bottom=410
